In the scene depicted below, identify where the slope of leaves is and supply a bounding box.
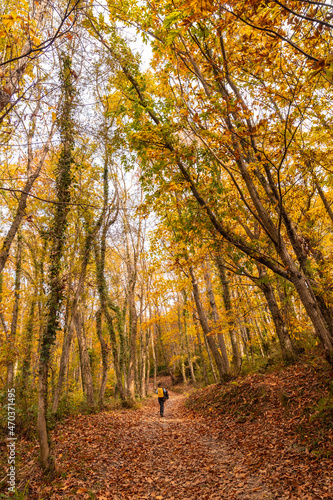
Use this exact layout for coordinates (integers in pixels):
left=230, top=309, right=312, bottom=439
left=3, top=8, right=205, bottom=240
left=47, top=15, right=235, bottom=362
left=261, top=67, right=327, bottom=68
left=187, top=352, right=333, bottom=499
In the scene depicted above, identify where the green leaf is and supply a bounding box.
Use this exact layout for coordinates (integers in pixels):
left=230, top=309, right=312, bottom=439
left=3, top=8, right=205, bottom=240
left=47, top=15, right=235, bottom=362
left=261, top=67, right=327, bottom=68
left=163, top=10, right=183, bottom=29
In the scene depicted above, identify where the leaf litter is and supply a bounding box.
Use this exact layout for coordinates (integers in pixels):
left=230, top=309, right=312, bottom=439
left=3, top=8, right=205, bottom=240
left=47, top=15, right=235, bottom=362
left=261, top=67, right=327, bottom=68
left=187, top=357, right=333, bottom=500
left=21, top=394, right=277, bottom=499
left=15, top=356, right=333, bottom=500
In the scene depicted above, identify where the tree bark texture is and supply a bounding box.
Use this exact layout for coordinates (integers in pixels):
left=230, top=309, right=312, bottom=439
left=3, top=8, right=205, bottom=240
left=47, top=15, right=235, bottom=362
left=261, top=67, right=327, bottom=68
left=214, top=255, right=242, bottom=369
left=7, top=232, right=22, bottom=388
left=189, top=266, right=228, bottom=382
left=127, top=286, right=137, bottom=399
left=192, top=311, right=209, bottom=385
left=96, top=309, right=109, bottom=404
left=202, top=261, right=230, bottom=374
left=75, top=311, right=94, bottom=407
left=259, top=278, right=296, bottom=360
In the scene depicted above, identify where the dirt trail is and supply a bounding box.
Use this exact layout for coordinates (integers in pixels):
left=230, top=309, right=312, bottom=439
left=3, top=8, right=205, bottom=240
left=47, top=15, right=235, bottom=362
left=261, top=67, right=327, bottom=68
left=30, top=393, right=282, bottom=499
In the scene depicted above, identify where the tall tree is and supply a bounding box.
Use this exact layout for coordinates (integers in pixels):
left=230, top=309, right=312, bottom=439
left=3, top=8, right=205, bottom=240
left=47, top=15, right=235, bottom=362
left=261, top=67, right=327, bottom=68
left=37, top=54, right=76, bottom=470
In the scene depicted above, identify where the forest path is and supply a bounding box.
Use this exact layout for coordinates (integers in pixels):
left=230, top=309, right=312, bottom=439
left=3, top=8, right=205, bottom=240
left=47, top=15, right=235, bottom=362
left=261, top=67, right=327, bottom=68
left=42, top=393, right=280, bottom=499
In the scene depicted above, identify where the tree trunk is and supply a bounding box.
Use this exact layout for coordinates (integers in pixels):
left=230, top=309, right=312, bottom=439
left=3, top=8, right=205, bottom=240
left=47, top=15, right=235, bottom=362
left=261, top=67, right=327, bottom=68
left=51, top=322, right=74, bottom=413
left=145, top=331, right=151, bottom=395
left=7, top=232, right=22, bottom=388
left=157, top=315, right=168, bottom=371
left=259, top=279, right=296, bottom=360
left=18, top=299, right=35, bottom=404
left=151, top=325, right=157, bottom=390
left=290, top=271, right=333, bottom=362
left=140, top=326, right=147, bottom=398
left=75, top=311, right=94, bottom=407
left=192, top=311, right=209, bottom=384
left=252, top=315, right=266, bottom=358
left=0, top=274, right=9, bottom=341
left=127, top=287, right=137, bottom=400
left=37, top=364, right=51, bottom=470
left=180, top=354, right=187, bottom=384
left=314, top=176, right=333, bottom=225
left=93, top=150, right=124, bottom=400
left=37, top=55, right=75, bottom=470
left=51, top=293, right=73, bottom=414
left=177, top=300, right=187, bottom=383
left=202, top=320, right=218, bottom=383
left=145, top=306, right=152, bottom=394
left=182, top=290, right=197, bottom=384
left=214, top=255, right=242, bottom=369
left=96, top=309, right=109, bottom=405
left=202, top=261, right=230, bottom=374
left=190, top=266, right=227, bottom=382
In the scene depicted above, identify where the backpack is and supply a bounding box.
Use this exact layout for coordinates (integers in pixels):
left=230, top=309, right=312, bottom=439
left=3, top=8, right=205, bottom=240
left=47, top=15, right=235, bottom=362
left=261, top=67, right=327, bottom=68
left=163, top=389, right=169, bottom=401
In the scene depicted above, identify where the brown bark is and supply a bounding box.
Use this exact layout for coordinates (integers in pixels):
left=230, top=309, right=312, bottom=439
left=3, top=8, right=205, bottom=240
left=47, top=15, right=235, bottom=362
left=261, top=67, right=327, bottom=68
left=259, top=277, right=296, bottom=360
left=314, top=177, right=333, bottom=225
left=214, top=255, right=242, bottom=369
left=237, top=223, right=297, bottom=361
left=96, top=309, right=109, bottom=404
left=37, top=363, right=51, bottom=470
left=51, top=289, right=73, bottom=414
left=18, top=299, right=35, bottom=400
left=181, top=291, right=197, bottom=384
left=95, top=262, right=124, bottom=401
left=94, top=137, right=123, bottom=399
left=189, top=266, right=228, bottom=382
left=75, top=311, right=94, bottom=407
left=7, top=232, right=22, bottom=388
left=201, top=318, right=218, bottom=383
left=137, top=293, right=147, bottom=398
left=177, top=299, right=187, bottom=384
left=51, top=322, right=74, bottom=413
left=202, top=261, right=230, bottom=374
left=157, top=313, right=168, bottom=372
left=192, top=310, right=209, bottom=384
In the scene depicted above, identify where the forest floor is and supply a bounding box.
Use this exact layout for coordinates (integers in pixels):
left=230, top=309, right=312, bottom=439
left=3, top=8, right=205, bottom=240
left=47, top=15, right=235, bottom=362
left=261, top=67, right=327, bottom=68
left=186, top=354, right=333, bottom=500
left=17, top=393, right=279, bottom=500
left=4, top=353, right=333, bottom=500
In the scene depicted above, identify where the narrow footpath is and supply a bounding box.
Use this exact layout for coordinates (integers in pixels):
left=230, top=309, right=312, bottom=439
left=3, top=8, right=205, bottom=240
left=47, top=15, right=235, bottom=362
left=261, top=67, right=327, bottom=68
left=25, top=392, right=282, bottom=499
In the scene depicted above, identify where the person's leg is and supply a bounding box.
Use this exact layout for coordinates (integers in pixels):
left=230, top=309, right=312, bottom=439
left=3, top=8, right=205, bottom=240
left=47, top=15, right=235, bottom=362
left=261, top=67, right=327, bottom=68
left=158, top=398, right=164, bottom=416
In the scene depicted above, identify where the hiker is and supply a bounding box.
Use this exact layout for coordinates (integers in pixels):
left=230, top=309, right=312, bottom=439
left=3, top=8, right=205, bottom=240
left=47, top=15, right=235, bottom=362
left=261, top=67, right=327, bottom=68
left=156, top=382, right=169, bottom=417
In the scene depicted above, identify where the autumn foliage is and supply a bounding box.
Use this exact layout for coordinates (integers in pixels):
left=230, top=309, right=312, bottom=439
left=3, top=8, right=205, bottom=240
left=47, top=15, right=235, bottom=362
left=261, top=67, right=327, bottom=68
left=0, top=0, right=333, bottom=495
